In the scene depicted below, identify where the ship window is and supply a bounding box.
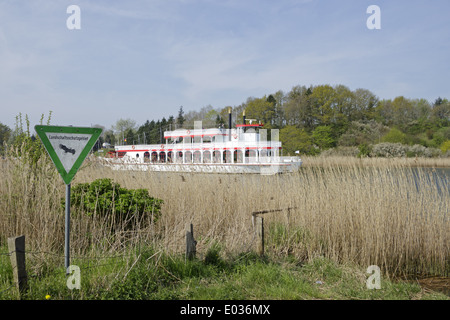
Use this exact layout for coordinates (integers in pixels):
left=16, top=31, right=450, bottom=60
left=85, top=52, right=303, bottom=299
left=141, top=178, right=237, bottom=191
left=213, top=151, right=221, bottom=163
left=144, top=151, right=150, bottom=163
left=151, top=152, right=158, bottom=163
left=245, top=149, right=257, bottom=163
left=234, top=150, right=243, bottom=163
left=167, top=151, right=173, bottom=163
left=223, top=150, right=232, bottom=163
left=185, top=151, right=193, bottom=163
left=203, top=151, right=211, bottom=163
left=176, top=151, right=183, bottom=163
left=203, top=136, right=212, bottom=143
left=159, top=152, right=166, bottom=163
left=193, top=151, right=201, bottom=163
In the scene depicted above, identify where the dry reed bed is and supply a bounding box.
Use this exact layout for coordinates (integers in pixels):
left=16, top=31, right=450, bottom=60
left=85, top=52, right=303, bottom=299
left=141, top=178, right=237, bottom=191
left=1, top=156, right=449, bottom=278
left=301, top=155, right=450, bottom=168
left=78, top=158, right=448, bottom=277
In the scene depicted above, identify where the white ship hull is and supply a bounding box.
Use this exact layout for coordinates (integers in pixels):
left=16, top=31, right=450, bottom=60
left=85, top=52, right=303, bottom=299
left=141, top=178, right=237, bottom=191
left=104, top=157, right=302, bottom=175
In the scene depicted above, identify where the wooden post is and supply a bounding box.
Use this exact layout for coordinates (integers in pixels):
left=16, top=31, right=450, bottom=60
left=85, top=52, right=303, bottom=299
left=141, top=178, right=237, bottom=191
left=185, top=223, right=196, bottom=260
left=255, top=216, right=264, bottom=256
left=8, top=235, right=28, bottom=295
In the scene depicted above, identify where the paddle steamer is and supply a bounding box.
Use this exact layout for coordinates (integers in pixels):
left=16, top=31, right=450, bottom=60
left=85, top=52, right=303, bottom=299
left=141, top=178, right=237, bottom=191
left=105, top=112, right=302, bottom=175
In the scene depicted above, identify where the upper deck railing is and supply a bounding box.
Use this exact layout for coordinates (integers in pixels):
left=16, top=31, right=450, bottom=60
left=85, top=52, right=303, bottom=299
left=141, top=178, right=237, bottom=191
left=115, top=140, right=282, bottom=151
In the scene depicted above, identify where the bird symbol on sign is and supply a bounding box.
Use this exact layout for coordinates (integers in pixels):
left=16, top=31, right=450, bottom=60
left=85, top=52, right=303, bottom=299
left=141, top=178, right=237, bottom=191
left=59, top=144, right=76, bottom=155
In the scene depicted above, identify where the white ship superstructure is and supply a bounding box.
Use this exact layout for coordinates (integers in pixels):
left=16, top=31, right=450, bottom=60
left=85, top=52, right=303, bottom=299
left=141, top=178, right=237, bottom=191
left=105, top=113, right=302, bottom=175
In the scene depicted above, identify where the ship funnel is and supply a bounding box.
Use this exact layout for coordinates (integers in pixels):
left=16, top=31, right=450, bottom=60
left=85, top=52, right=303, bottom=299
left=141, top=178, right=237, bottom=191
left=228, top=107, right=232, bottom=141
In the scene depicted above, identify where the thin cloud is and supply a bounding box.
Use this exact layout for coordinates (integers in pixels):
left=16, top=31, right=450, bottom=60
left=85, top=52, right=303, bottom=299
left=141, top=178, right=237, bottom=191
left=0, top=1, right=449, bottom=129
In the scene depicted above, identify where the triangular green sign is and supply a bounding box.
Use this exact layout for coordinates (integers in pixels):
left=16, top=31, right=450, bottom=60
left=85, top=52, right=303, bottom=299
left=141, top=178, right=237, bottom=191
left=35, top=125, right=103, bottom=185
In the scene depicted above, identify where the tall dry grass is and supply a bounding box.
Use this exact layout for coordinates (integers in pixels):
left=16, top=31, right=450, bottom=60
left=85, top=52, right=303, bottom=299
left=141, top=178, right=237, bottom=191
left=301, top=155, right=450, bottom=168
left=1, top=152, right=449, bottom=278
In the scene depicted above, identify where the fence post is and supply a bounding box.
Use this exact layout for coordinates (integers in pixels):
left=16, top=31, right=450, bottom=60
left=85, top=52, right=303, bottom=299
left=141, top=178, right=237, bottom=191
left=7, top=235, right=28, bottom=296
left=254, top=216, right=264, bottom=256
left=186, top=223, right=197, bottom=260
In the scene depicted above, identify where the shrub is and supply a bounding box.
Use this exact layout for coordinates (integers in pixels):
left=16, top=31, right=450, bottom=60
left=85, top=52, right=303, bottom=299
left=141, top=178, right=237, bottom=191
left=371, top=143, right=407, bottom=157
left=357, top=143, right=372, bottom=158
left=440, top=140, right=450, bottom=154
left=371, top=143, right=442, bottom=158
left=68, top=178, right=163, bottom=223
left=381, top=128, right=407, bottom=144
left=406, top=144, right=427, bottom=157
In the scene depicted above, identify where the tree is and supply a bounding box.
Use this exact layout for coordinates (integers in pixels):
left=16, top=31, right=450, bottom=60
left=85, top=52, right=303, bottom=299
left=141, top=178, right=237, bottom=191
left=312, top=125, right=336, bottom=150
left=177, top=106, right=185, bottom=128
left=338, top=120, right=389, bottom=147
left=392, top=96, right=415, bottom=129
left=113, top=118, right=137, bottom=145
left=103, top=129, right=116, bottom=145
left=271, top=90, right=286, bottom=128
left=167, top=115, right=175, bottom=130
left=431, top=98, right=450, bottom=127
left=309, top=84, right=336, bottom=127
left=266, top=94, right=280, bottom=128
left=204, top=107, right=219, bottom=124
left=244, top=96, right=276, bottom=128
left=331, top=84, right=353, bottom=135
left=147, top=120, right=158, bottom=143
left=412, top=98, right=432, bottom=121
left=215, top=114, right=225, bottom=127
left=218, top=107, right=233, bottom=128
left=124, top=128, right=136, bottom=145
left=283, top=85, right=313, bottom=129
left=352, top=88, right=378, bottom=122
left=279, top=125, right=318, bottom=155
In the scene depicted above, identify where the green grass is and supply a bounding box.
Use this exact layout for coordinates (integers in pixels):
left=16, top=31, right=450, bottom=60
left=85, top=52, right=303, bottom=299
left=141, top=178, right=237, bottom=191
left=1, top=244, right=448, bottom=300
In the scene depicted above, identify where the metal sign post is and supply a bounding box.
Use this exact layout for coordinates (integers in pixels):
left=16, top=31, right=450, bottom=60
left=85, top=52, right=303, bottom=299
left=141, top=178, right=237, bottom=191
left=35, top=125, right=102, bottom=272
left=65, top=183, right=71, bottom=271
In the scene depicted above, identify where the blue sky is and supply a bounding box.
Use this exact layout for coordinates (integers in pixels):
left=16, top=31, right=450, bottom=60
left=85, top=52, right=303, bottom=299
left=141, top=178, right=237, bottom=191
left=1, top=0, right=449, bottom=131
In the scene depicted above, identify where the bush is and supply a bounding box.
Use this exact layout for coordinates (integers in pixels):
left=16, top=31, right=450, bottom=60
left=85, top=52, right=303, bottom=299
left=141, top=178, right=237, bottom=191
left=68, top=178, right=163, bottom=223
left=371, top=143, right=407, bottom=157
left=381, top=128, right=407, bottom=144
left=432, top=128, right=450, bottom=148
left=441, top=140, right=450, bottom=154
left=406, top=144, right=427, bottom=157
left=357, top=143, right=372, bottom=158
left=371, top=143, right=442, bottom=158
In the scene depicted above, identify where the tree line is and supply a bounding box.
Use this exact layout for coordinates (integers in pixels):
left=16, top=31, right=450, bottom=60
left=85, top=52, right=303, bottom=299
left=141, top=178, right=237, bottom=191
left=1, top=84, right=449, bottom=157
left=102, top=84, right=449, bottom=157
